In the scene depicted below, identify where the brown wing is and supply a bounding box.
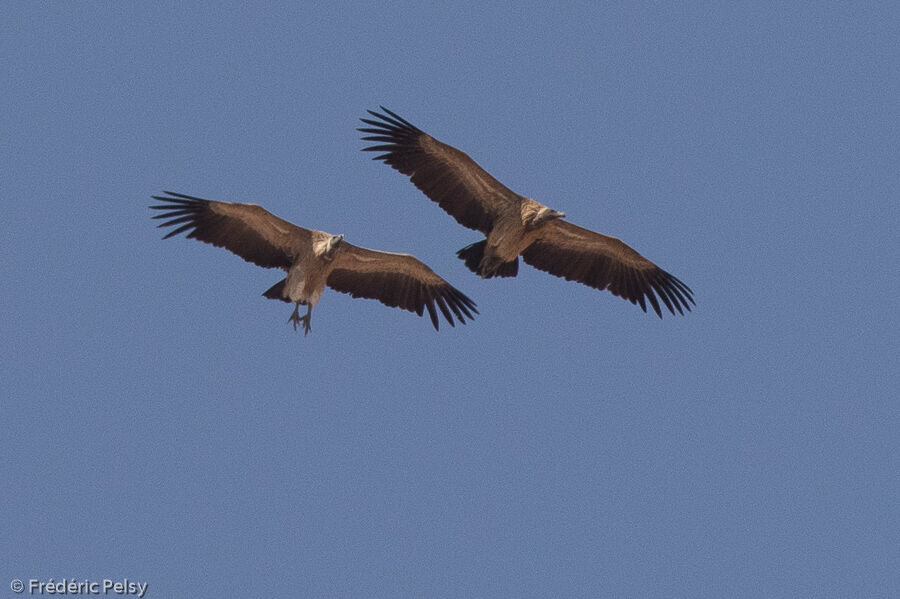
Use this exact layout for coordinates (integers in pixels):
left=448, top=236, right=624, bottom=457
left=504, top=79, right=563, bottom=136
left=521, top=220, right=695, bottom=317
left=326, top=243, right=478, bottom=330
left=149, top=191, right=312, bottom=269
left=359, top=106, right=521, bottom=234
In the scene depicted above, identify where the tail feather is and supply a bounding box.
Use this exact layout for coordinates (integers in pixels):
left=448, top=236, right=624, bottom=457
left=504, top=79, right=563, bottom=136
left=456, top=241, right=518, bottom=278
left=262, top=279, right=291, bottom=302
left=456, top=241, right=486, bottom=274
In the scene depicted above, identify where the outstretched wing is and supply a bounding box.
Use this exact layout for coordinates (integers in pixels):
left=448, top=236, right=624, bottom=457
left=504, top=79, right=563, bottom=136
left=150, top=191, right=312, bottom=269
left=522, top=220, right=695, bottom=317
left=327, top=243, right=478, bottom=330
left=360, top=106, right=521, bottom=234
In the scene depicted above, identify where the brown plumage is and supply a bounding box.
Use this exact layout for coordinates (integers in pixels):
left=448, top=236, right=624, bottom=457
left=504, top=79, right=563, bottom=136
left=360, top=107, right=695, bottom=318
left=150, top=191, right=477, bottom=335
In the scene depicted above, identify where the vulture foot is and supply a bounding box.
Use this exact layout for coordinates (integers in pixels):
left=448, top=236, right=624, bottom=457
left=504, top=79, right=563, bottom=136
left=288, top=303, right=312, bottom=336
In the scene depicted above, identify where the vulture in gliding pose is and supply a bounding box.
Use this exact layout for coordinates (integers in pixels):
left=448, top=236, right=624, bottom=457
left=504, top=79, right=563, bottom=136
left=359, top=107, right=695, bottom=318
left=150, top=191, right=477, bottom=335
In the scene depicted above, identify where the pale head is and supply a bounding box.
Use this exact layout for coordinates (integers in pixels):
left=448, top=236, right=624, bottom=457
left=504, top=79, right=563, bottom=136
left=531, top=206, right=566, bottom=226
left=326, top=234, right=344, bottom=257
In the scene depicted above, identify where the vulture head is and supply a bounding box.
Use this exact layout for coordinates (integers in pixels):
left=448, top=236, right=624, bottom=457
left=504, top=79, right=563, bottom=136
left=324, top=233, right=344, bottom=259
left=530, top=207, right=566, bottom=227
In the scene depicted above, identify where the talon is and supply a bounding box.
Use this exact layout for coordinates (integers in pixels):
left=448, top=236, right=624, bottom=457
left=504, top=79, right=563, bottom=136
left=286, top=302, right=312, bottom=335
left=287, top=306, right=301, bottom=331
left=296, top=314, right=311, bottom=337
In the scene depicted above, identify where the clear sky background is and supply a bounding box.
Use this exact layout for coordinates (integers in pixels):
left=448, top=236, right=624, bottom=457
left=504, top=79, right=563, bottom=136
left=2, top=3, right=897, bottom=597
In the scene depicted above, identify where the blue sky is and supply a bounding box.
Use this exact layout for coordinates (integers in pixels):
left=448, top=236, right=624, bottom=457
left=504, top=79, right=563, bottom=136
left=2, top=3, right=897, bottom=597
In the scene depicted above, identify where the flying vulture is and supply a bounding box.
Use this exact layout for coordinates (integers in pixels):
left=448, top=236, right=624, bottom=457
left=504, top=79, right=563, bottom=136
left=359, top=107, right=695, bottom=318
left=150, top=191, right=477, bottom=335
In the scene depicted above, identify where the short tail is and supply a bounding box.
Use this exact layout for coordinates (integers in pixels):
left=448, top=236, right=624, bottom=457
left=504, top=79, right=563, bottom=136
left=456, top=241, right=518, bottom=278
left=262, top=279, right=291, bottom=302
left=456, top=241, right=485, bottom=274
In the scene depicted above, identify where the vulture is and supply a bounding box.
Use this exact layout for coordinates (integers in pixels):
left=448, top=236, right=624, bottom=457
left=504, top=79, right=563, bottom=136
left=150, top=191, right=477, bottom=335
left=360, top=107, right=695, bottom=318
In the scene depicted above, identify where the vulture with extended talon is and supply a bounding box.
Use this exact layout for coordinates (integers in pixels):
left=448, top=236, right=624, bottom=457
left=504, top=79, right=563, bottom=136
left=150, top=191, right=477, bottom=335
left=360, top=107, right=695, bottom=318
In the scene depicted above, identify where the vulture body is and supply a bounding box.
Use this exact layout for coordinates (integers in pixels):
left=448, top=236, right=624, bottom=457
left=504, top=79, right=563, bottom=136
left=360, top=107, right=695, bottom=318
left=150, top=191, right=477, bottom=335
